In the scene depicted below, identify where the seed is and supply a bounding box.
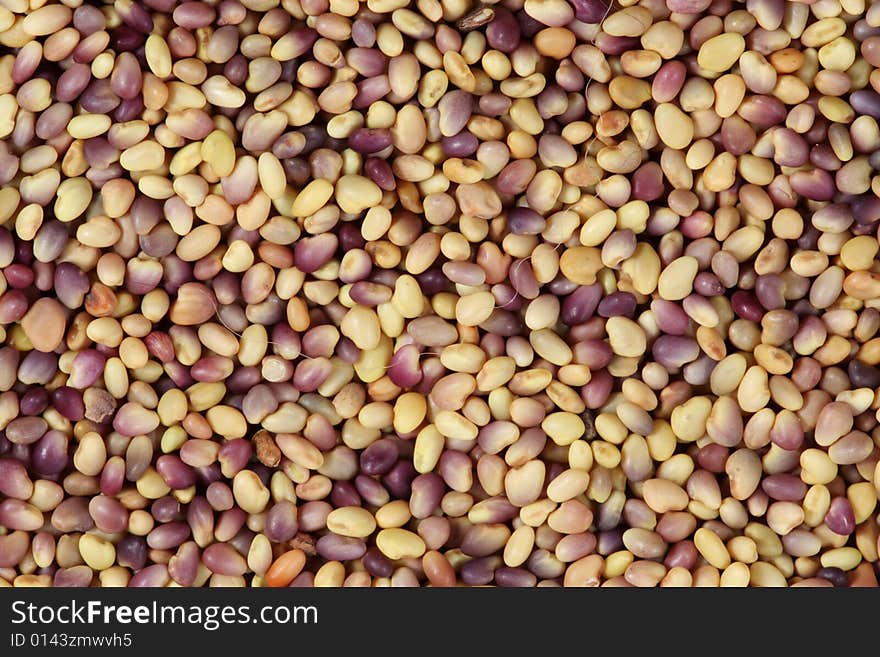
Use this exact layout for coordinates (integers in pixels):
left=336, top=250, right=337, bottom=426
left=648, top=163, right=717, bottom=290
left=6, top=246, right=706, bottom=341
left=697, top=33, right=746, bottom=73
left=376, top=528, right=426, bottom=559
left=335, top=175, right=383, bottom=214
left=120, top=141, right=166, bottom=172
left=78, top=533, right=116, bottom=571
left=265, top=549, right=306, bottom=587
left=327, top=507, right=377, bottom=538
left=654, top=104, right=694, bottom=149
left=21, top=298, right=66, bottom=353
left=605, top=316, right=647, bottom=358
left=657, top=257, right=698, bottom=301
left=67, top=114, right=112, bottom=139
left=0, top=0, right=872, bottom=590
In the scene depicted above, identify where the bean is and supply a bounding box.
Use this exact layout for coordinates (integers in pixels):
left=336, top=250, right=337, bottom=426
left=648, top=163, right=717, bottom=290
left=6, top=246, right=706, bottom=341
left=265, top=549, right=306, bottom=587
left=0, top=0, right=873, bottom=591
left=376, top=528, right=426, bottom=560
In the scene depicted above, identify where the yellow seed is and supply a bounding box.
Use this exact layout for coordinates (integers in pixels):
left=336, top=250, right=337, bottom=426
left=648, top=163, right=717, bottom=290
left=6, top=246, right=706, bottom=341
left=697, top=33, right=745, bottom=73
left=605, top=316, right=647, bottom=358
left=120, top=141, right=165, bottom=172
left=201, top=130, right=236, bottom=177
left=292, top=179, right=334, bottom=217
left=376, top=528, right=426, bottom=559
left=145, top=34, right=172, bottom=78
left=67, top=114, right=111, bottom=139
left=694, top=527, right=731, bottom=569
left=326, top=506, right=377, bottom=538
left=78, top=533, right=116, bottom=571
left=654, top=103, right=694, bottom=149
left=657, top=256, right=698, bottom=300
left=335, top=175, right=383, bottom=214
left=53, top=177, right=92, bottom=222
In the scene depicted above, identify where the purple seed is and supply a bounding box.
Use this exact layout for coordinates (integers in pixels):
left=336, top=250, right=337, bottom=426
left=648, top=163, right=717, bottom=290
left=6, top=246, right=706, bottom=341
left=597, top=292, right=637, bottom=318
left=20, top=388, right=49, bottom=416
left=486, top=9, right=521, bottom=53
left=825, top=497, right=856, bottom=536
left=360, top=438, right=399, bottom=476
left=507, top=207, right=547, bottom=236
left=761, top=474, right=807, bottom=502
left=316, top=534, right=366, bottom=561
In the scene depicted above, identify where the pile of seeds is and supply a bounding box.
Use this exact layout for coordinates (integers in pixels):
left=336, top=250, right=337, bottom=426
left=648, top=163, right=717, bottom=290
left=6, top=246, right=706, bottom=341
left=0, top=0, right=879, bottom=588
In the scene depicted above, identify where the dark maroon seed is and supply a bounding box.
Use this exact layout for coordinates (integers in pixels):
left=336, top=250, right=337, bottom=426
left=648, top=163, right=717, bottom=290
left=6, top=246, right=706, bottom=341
left=852, top=194, right=880, bottom=224
left=156, top=454, right=198, bottom=489
left=52, top=387, right=85, bottom=421
left=364, top=157, right=395, bottom=191
left=388, top=344, right=423, bottom=388
left=114, top=95, right=145, bottom=122
left=516, top=9, right=544, bottom=37
left=348, top=128, right=392, bottom=154
left=597, top=292, right=637, bottom=318
left=848, top=359, right=880, bottom=388
left=738, top=95, right=787, bottom=127
left=360, top=438, right=399, bottom=476
left=817, top=566, right=849, bottom=587
left=118, top=0, right=154, bottom=32
left=362, top=547, right=394, bottom=578
left=570, top=0, right=609, bottom=22
left=111, top=25, right=146, bottom=52
left=20, top=388, right=49, bottom=416
left=417, top=267, right=453, bottom=295
left=731, top=290, right=764, bottom=321
left=696, top=444, right=729, bottom=473
left=486, top=8, right=521, bottom=53
left=116, top=535, right=149, bottom=571
left=824, top=497, right=856, bottom=536
left=4, top=264, right=33, bottom=289
left=382, top=459, right=417, bottom=499
left=441, top=132, right=479, bottom=157
left=562, top=284, right=602, bottom=325
left=330, top=480, right=362, bottom=508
